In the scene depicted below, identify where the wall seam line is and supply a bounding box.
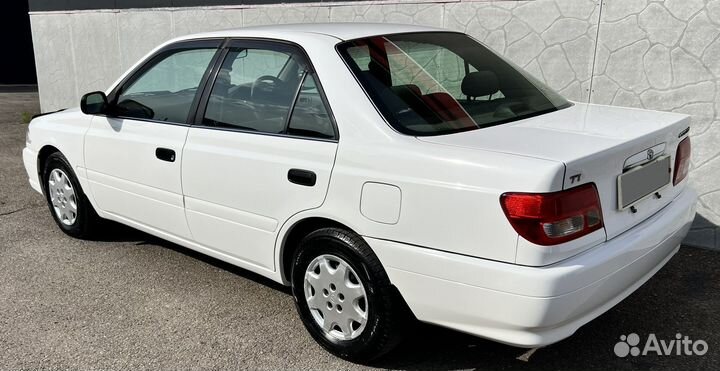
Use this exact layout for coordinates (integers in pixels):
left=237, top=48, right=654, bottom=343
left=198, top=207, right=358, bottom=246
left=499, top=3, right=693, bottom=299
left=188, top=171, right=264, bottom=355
left=587, top=0, right=604, bottom=104
left=115, top=12, right=123, bottom=81
left=67, top=16, right=80, bottom=101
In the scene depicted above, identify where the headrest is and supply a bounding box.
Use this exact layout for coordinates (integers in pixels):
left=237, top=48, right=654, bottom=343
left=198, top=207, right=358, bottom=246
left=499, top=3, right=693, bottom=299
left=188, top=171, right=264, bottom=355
left=461, top=71, right=499, bottom=98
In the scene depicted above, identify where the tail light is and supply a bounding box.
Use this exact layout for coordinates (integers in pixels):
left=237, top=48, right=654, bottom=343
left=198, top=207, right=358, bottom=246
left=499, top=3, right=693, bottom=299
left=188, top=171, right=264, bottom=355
left=500, top=183, right=604, bottom=246
left=673, top=137, right=691, bottom=186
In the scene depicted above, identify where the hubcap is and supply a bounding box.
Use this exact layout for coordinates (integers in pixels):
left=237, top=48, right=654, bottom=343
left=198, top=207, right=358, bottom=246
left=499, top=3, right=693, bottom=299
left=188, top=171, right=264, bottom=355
left=304, top=254, right=368, bottom=341
left=48, top=168, right=78, bottom=226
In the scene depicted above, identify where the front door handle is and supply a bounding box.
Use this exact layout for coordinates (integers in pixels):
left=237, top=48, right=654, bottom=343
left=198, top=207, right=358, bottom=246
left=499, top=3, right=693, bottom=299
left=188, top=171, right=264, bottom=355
left=155, top=148, right=176, bottom=162
left=288, top=169, right=316, bottom=187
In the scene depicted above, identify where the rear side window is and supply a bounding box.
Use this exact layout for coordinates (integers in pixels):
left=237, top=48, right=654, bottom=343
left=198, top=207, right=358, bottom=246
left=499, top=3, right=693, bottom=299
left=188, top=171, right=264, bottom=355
left=338, top=32, right=571, bottom=136
left=221, top=49, right=291, bottom=87
left=115, top=47, right=218, bottom=123
left=287, top=73, right=335, bottom=139
left=202, top=47, right=303, bottom=133
left=200, top=41, right=336, bottom=140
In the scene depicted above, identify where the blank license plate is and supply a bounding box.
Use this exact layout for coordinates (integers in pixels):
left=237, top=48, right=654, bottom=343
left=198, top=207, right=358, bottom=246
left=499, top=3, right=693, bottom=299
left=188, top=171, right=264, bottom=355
left=617, top=156, right=671, bottom=209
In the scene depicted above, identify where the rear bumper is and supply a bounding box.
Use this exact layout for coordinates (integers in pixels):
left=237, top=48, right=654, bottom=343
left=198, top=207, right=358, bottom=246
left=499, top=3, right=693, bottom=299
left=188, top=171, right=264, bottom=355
left=367, top=187, right=697, bottom=347
left=23, top=147, right=42, bottom=194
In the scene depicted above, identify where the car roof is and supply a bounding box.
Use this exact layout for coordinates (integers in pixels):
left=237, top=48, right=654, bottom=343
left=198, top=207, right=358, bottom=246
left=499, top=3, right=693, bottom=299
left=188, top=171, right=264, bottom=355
left=175, top=22, right=446, bottom=42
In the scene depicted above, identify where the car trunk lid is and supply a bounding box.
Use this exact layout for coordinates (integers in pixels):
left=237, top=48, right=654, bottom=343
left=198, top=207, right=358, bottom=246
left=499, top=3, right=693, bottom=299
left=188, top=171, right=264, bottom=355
left=418, top=103, right=691, bottom=240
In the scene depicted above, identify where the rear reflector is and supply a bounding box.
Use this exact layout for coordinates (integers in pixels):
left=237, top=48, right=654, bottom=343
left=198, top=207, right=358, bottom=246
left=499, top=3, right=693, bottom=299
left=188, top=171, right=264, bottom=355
left=673, top=137, right=691, bottom=186
left=500, top=184, right=604, bottom=246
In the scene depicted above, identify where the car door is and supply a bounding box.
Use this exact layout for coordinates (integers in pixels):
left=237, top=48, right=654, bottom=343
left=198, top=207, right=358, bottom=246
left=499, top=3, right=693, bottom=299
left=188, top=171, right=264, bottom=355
left=181, top=40, right=338, bottom=270
left=84, top=39, right=223, bottom=240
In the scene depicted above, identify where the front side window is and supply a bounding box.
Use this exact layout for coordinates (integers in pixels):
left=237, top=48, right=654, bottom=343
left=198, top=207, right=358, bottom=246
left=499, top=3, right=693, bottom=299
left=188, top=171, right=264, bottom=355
left=338, top=32, right=571, bottom=136
left=115, top=47, right=218, bottom=123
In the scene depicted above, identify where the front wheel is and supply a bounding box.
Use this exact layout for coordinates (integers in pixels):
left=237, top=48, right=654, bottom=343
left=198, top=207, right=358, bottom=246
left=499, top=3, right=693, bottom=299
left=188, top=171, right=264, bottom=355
left=42, top=152, right=101, bottom=239
left=291, top=227, right=407, bottom=362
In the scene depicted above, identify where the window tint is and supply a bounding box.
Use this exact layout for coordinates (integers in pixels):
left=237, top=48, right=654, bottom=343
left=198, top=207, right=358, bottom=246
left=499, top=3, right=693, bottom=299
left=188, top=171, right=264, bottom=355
left=338, top=32, right=570, bottom=136
left=202, top=47, right=306, bottom=134
left=115, top=48, right=217, bottom=123
left=287, top=73, right=334, bottom=139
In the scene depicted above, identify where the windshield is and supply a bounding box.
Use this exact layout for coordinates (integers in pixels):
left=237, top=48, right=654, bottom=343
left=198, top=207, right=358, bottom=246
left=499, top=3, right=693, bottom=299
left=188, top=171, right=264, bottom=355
left=337, top=32, right=571, bottom=136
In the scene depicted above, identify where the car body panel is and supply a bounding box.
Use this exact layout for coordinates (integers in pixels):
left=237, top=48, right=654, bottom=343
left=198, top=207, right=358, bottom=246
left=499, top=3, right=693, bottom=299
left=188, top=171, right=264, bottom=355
left=420, top=103, right=691, bottom=265
left=182, top=128, right=338, bottom=270
left=24, top=108, right=95, bottom=199
left=84, top=116, right=193, bottom=239
left=368, top=186, right=696, bottom=347
left=318, top=137, right=565, bottom=264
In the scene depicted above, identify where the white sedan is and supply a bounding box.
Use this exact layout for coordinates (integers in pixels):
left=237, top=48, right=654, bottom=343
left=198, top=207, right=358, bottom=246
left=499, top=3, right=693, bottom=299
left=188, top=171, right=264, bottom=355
left=23, top=23, right=697, bottom=361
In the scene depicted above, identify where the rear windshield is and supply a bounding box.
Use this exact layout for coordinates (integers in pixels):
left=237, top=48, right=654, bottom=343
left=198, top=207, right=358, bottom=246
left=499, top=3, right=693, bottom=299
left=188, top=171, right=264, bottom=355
left=337, top=32, right=571, bottom=136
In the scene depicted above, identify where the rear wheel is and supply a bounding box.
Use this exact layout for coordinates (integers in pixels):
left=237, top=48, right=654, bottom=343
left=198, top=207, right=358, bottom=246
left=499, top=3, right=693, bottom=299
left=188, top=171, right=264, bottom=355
left=291, top=227, right=406, bottom=362
left=42, top=152, right=101, bottom=239
left=303, top=254, right=369, bottom=341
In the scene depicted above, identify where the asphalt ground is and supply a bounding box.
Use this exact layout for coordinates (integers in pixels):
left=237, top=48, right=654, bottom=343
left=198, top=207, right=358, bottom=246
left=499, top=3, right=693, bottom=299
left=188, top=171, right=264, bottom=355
left=1, top=92, right=718, bottom=370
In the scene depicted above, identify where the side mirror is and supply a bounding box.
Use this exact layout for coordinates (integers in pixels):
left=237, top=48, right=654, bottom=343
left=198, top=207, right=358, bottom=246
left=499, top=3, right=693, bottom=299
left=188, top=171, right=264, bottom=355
left=81, top=91, right=109, bottom=115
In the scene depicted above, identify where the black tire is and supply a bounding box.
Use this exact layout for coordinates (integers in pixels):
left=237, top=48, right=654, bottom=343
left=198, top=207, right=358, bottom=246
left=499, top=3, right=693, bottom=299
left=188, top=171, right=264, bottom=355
left=291, top=227, right=407, bottom=363
left=42, top=152, right=102, bottom=239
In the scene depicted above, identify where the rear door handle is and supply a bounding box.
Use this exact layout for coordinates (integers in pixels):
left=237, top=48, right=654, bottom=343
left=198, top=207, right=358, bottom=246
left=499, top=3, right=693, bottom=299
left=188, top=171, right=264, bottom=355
left=288, top=169, right=316, bottom=187
left=155, top=148, right=176, bottom=162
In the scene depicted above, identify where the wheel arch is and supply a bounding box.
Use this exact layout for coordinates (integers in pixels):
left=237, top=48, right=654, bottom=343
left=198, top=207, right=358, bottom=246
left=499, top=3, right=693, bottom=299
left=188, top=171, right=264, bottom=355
left=37, top=144, right=62, bottom=190
left=35, top=143, right=102, bottom=215
left=278, top=216, right=361, bottom=285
